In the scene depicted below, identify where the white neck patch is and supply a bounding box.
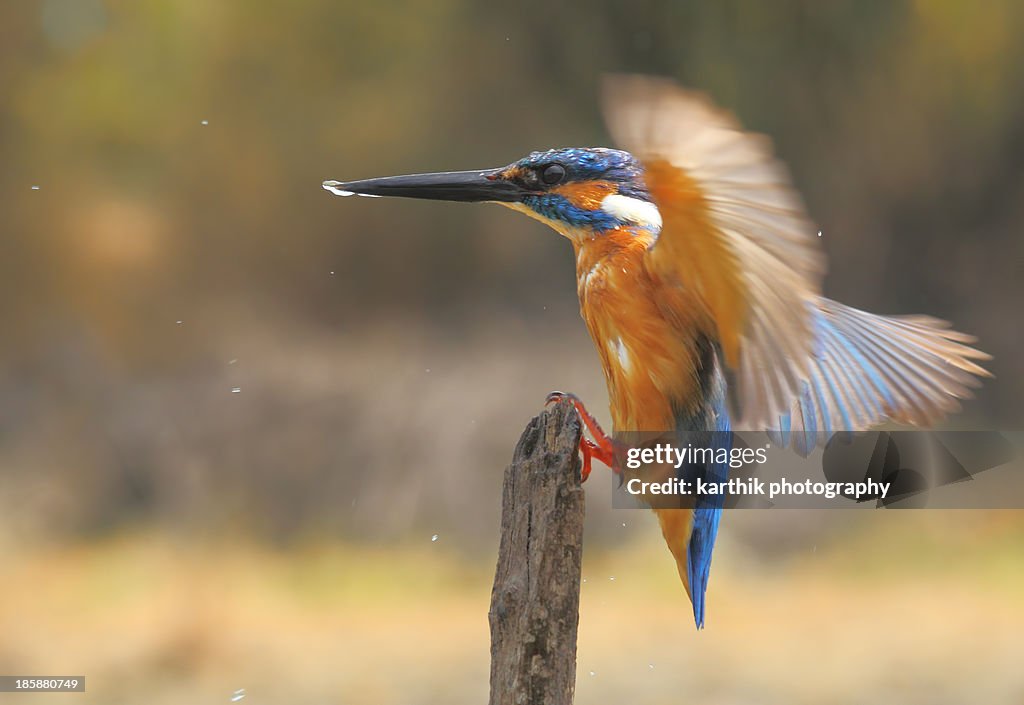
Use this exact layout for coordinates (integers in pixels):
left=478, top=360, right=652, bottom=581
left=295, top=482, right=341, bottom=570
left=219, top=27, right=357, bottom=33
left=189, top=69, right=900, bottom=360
left=600, top=194, right=662, bottom=230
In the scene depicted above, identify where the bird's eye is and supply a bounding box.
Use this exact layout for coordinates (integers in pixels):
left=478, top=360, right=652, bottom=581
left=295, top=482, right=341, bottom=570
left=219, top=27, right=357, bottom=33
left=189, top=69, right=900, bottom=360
left=540, top=163, right=567, bottom=185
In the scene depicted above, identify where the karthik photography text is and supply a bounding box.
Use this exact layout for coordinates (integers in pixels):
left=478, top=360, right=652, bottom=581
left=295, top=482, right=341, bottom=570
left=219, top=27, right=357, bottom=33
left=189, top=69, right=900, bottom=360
left=625, top=475, right=891, bottom=501
left=623, top=442, right=892, bottom=501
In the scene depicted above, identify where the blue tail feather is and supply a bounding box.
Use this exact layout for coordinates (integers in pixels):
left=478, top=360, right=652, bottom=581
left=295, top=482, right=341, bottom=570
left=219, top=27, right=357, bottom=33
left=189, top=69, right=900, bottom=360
left=682, top=387, right=730, bottom=629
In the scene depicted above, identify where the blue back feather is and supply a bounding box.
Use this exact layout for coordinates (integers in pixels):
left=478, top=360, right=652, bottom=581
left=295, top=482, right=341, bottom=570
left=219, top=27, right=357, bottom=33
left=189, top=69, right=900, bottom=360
left=686, top=401, right=729, bottom=629
left=676, top=356, right=730, bottom=629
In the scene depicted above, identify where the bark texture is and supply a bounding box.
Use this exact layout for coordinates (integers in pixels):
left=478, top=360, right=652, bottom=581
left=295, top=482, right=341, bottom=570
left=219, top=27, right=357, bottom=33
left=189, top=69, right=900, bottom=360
left=488, top=399, right=585, bottom=705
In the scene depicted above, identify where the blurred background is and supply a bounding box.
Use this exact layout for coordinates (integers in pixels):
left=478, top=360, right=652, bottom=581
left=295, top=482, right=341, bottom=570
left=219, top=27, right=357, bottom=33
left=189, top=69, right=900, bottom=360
left=1, top=1, right=1023, bottom=703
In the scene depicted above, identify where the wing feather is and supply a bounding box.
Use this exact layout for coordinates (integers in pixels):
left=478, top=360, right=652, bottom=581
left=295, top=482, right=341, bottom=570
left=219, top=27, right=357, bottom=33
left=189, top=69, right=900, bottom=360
left=771, top=299, right=993, bottom=455
left=603, top=74, right=826, bottom=429
left=604, top=75, right=990, bottom=443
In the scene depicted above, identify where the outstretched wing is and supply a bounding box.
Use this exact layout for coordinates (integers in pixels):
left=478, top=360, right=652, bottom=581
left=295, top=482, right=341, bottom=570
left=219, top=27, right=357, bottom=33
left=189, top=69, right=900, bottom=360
left=769, top=299, right=993, bottom=455
left=602, top=74, right=825, bottom=429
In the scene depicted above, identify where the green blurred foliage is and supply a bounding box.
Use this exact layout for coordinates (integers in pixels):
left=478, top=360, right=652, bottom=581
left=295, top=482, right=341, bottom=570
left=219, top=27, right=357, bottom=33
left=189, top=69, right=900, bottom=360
left=0, top=0, right=1022, bottom=542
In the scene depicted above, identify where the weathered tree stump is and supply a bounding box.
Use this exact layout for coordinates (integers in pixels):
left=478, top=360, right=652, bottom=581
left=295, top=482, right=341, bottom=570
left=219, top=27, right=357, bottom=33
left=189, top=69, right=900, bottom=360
left=488, top=399, right=585, bottom=705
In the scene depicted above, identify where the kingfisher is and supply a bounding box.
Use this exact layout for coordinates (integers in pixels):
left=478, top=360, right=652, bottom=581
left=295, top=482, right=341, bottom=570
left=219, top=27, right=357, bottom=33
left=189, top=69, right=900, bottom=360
left=322, top=75, right=990, bottom=628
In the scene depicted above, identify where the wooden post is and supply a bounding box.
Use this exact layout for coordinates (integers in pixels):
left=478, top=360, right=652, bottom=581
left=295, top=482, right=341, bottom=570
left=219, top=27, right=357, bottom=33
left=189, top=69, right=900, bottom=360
left=488, top=399, right=585, bottom=705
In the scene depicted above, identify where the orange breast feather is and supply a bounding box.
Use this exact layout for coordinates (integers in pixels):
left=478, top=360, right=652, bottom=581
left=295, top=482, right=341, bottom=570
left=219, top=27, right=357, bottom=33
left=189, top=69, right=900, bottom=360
left=575, top=228, right=706, bottom=598
left=574, top=228, right=709, bottom=433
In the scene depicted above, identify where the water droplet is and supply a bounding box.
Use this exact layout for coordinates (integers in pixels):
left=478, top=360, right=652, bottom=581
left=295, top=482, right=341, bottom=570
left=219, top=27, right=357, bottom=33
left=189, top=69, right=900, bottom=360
left=201, top=119, right=209, bottom=126
left=609, top=576, right=615, bottom=581
left=228, top=358, right=238, bottom=365
left=30, top=185, right=40, bottom=190
left=231, top=387, right=241, bottom=394
left=176, top=320, right=183, bottom=325
left=648, top=663, right=655, bottom=670
left=431, top=534, right=439, bottom=542
left=582, top=578, right=587, bottom=583
left=589, top=671, right=595, bottom=677
left=425, top=368, right=431, bottom=373
left=230, top=689, right=245, bottom=702
left=621, top=522, right=627, bottom=527
left=329, top=271, right=335, bottom=275
left=817, top=230, right=822, bottom=237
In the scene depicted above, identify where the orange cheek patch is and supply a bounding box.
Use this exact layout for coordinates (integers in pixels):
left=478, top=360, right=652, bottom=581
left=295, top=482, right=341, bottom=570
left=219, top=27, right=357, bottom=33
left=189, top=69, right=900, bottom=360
left=554, top=181, right=617, bottom=210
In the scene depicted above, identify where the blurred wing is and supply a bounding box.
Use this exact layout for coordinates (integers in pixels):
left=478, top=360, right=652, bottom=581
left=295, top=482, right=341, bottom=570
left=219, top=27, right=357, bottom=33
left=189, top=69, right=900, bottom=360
left=769, top=299, right=993, bottom=455
left=603, top=74, right=826, bottom=428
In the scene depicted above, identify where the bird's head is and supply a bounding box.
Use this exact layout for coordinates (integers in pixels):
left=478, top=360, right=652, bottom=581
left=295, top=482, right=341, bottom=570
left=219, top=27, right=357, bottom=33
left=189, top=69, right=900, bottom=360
left=323, top=147, right=661, bottom=241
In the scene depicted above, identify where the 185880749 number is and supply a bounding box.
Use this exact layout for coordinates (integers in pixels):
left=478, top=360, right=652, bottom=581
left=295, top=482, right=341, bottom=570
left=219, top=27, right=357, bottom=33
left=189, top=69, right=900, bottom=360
left=0, top=676, right=85, bottom=692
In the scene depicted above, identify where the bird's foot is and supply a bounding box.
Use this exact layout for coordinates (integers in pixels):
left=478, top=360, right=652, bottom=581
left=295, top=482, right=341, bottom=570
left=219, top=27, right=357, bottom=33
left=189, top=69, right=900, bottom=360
left=546, top=391, right=617, bottom=482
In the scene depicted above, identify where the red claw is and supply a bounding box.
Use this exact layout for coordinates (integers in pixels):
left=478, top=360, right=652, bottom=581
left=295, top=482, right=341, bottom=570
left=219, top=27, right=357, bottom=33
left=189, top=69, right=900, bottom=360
left=546, top=391, right=617, bottom=482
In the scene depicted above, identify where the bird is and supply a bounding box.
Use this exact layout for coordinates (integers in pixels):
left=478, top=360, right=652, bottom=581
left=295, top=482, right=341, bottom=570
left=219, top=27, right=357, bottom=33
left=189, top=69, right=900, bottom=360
left=322, top=74, right=991, bottom=629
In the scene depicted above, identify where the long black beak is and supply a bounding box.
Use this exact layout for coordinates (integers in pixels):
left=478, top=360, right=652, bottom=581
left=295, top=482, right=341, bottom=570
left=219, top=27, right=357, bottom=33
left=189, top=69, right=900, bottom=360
left=322, top=168, right=525, bottom=203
